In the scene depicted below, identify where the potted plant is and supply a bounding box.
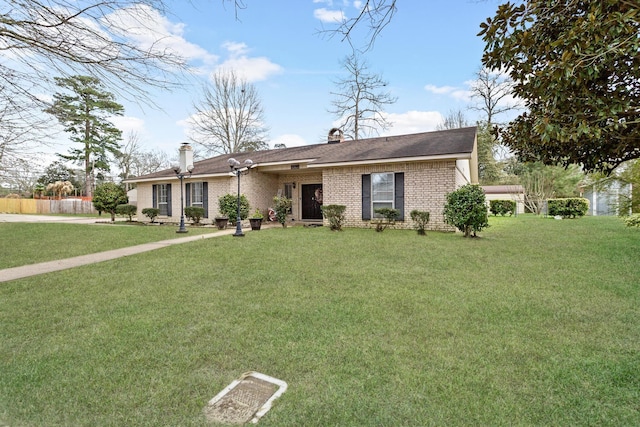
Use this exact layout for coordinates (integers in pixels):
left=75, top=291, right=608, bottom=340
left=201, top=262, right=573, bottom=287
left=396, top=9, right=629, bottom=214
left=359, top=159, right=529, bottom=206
left=249, top=208, right=264, bottom=231
left=214, top=216, right=229, bottom=230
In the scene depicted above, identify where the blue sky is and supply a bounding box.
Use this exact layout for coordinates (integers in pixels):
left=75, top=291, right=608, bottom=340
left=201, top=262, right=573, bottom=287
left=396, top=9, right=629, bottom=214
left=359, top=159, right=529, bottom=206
left=107, top=0, right=505, bottom=159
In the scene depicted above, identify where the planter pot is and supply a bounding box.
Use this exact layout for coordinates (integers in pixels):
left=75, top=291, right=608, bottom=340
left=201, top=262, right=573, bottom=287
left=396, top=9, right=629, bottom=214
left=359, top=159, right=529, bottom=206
left=214, top=217, right=228, bottom=230
left=249, top=218, right=263, bottom=231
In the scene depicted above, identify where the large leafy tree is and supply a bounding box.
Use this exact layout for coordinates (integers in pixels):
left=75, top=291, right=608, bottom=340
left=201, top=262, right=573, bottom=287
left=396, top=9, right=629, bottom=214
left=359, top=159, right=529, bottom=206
left=479, top=1, right=640, bottom=174
left=189, top=69, right=268, bottom=155
left=37, top=161, right=82, bottom=195
left=45, top=76, right=124, bottom=197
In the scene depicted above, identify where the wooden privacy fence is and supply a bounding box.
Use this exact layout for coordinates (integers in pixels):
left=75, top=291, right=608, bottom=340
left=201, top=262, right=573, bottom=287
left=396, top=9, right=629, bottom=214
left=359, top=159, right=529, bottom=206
left=0, top=198, right=97, bottom=215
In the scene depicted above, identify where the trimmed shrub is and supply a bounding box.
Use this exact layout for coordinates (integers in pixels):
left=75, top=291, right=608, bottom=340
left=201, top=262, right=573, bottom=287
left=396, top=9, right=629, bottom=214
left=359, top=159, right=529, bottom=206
left=489, top=200, right=516, bottom=216
left=410, top=210, right=430, bottom=235
left=92, top=182, right=128, bottom=222
left=373, top=208, right=400, bottom=232
left=443, top=184, right=489, bottom=237
left=273, top=196, right=292, bottom=228
left=184, top=206, right=206, bottom=225
left=321, top=204, right=347, bottom=231
left=547, top=198, right=589, bottom=218
left=218, top=193, right=249, bottom=224
left=141, top=208, right=159, bottom=223
left=624, top=213, right=640, bottom=228
left=116, top=204, right=137, bottom=221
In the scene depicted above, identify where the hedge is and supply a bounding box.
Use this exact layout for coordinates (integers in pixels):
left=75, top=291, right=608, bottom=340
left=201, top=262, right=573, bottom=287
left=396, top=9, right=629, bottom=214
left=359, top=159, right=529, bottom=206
left=547, top=198, right=589, bottom=218
left=489, top=200, right=516, bottom=216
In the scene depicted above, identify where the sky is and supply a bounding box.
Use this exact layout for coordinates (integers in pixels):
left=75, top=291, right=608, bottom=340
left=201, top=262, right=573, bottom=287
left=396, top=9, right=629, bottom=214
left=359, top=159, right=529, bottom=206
left=53, top=0, right=509, bottom=164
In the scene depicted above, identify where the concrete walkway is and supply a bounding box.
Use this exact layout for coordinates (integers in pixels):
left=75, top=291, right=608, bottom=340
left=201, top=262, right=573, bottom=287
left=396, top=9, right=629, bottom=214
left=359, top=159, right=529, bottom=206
left=0, top=214, right=244, bottom=283
left=0, top=213, right=115, bottom=224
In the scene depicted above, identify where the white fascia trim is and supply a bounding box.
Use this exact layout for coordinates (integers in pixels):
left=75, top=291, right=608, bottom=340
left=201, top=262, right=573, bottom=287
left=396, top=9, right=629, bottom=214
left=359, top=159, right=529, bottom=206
left=257, top=159, right=316, bottom=167
left=125, top=173, right=233, bottom=184
left=308, top=153, right=471, bottom=168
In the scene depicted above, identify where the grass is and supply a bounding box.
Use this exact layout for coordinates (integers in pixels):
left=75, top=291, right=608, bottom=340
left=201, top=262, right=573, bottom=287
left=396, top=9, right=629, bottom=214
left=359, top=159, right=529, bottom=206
left=1, top=216, right=639, bottom=426
left=0, top=223, right=220, bottom=269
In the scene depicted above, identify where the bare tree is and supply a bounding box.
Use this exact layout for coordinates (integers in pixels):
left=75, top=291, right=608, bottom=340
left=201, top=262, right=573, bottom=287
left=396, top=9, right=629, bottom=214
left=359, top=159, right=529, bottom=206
left=1, top=1, right=188, bottom=104
left=436, top=109, right=471, bottom=131
left=0, top=90, right=55, bottom=173
left=115, top=132, right=171, bottom=185
left=2, top=158, right=40, bottom=197
left=1, top=1, right=192, bottom=173
left=134, top=150, right=171, bottom=176
left=329, top=52, right=397, bottom=140
left=116, top=132, right=142, bottom=190
left=469, top=67, right=522, bottom=127
left=469, top=67, right=523, bottom=175
left=318, top=0, right=397, bottom=51
left=189, top=69, right=268, bottom=155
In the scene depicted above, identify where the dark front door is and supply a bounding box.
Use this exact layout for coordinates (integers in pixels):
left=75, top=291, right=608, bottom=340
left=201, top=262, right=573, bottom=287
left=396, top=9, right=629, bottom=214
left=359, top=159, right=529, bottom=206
left=301, top=184, right=323, bottom=220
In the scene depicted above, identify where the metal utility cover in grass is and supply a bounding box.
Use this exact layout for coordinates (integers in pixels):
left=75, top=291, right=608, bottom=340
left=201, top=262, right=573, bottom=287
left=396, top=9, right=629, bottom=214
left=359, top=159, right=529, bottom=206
left=204, top=371, right=287, bottom=424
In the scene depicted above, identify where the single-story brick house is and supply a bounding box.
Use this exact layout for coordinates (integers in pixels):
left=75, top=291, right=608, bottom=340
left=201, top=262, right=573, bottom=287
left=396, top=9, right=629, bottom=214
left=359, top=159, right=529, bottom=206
left=127, top=126, right=478, bottom=230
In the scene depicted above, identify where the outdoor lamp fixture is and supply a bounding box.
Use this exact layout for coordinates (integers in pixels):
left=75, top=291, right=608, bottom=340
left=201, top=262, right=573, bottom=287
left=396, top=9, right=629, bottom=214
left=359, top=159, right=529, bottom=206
left=228, top=157, right=254, bottom=237
left=174, top=143, right=195, bottom=234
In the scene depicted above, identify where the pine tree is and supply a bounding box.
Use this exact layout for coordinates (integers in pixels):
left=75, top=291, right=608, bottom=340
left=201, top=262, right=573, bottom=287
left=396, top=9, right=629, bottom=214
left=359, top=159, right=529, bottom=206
left=45, top=76, right=124, bottom=197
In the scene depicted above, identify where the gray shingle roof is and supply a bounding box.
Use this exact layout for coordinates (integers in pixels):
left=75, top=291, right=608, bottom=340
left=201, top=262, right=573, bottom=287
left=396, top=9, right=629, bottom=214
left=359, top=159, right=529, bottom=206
left=131, top=126, right=477, bottom=181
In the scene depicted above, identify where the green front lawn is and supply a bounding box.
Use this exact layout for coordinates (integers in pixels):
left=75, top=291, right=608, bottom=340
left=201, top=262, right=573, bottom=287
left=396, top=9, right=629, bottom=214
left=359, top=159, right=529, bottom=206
left=0, top=223, right=220, bottom=269
left=1, top=216, right=638, bottom=426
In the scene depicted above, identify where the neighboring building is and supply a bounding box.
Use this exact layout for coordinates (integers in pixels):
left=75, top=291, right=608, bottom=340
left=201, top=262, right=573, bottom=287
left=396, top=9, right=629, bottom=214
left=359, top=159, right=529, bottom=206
left=127, top=127, right=478, bottom=230
left=580, top=180, right=633, bottom=216
left=482, top=185, right=526, bottom=215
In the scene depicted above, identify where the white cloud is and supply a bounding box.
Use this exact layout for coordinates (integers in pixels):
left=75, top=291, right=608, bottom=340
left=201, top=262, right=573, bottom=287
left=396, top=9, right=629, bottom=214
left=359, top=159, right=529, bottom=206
left=104, top=5, right=217, bottom=67
left=424, top=84, right=456, bottom=95
left=215, top=41, right=283, bottom=82
left=425, top=84, right=472, bottom=102
left=111, top=116, right=147, bottom=136
left=380, top=111, right=444, bottom=135
left=270, top=134, right=309, bottom=148
left=314, top=8, right=345, bottom=23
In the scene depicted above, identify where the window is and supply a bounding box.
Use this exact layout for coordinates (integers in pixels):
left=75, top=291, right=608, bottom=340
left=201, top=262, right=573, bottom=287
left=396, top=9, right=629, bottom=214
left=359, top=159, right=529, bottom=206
left=185, top=182, right=208, bottom=218
left=284, top=183, right=293, bottom=213
left=284, top=183, right=293, bottom=200
left=361, top=173, right=404, bottom=221
left=372, top=173, right=394, bottom=217
left=190, top=182, right=203, bottom=207
left=154, top=184, right=170, bottom=216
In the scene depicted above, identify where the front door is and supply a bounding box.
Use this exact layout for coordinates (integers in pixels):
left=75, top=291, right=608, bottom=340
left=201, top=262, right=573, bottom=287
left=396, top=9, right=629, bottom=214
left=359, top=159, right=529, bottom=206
left=301, top=184, right=323, bottom=220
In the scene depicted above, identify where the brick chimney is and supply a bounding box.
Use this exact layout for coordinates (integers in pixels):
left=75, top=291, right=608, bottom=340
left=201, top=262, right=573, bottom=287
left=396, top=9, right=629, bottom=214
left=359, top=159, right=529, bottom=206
left=328, top=128, right=344, bottom=144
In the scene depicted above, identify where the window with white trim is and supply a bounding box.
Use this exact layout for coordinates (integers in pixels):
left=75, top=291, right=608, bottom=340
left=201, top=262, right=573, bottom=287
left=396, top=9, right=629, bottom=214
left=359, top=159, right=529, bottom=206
left=190, top=182, right=203, bottom=207
left=157, top=184, right=168, bottom=216
left=372, top=172, right=394, bottom=218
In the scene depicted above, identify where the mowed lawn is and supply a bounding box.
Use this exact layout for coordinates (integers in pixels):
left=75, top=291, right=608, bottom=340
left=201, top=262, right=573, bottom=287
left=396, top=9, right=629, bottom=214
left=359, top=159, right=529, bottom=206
left=1, top=216, right=638, bottom=426
left=0, top=222, right=222, bottom=269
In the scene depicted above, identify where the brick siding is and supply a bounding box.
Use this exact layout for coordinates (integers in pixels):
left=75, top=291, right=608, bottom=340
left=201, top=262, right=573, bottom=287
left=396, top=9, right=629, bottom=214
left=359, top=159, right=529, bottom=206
left=323, top=161, right=457, bottom=231
left=136, top=161, right=457, bottom=230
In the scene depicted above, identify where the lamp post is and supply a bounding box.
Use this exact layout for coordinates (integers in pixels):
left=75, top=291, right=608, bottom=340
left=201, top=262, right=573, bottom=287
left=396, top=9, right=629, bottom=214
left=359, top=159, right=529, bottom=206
left=174, top=143, right=194, bottom=233
left=228, top=157, right=254, bottom=237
